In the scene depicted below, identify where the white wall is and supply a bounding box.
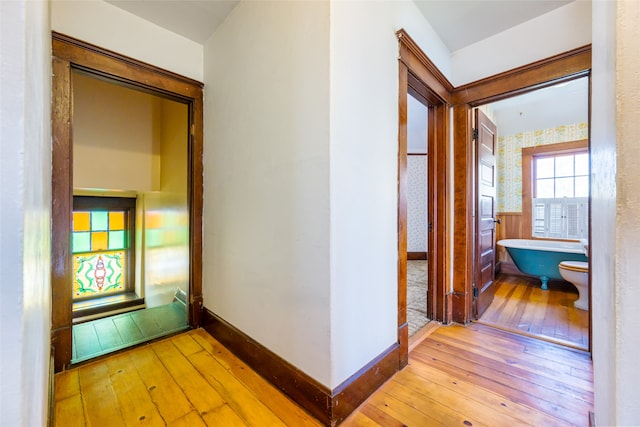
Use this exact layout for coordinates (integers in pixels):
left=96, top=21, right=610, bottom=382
left=203, top=1, right=332, bottom=386
left=592, top=0, right=640, bottom=424
left=328, top=0, right=450, bottom=387
left=51, top=0, right=203, bottom=81
left=450, top=0, right=592, bottom=86
left=0, top=0, right=51, bottom=426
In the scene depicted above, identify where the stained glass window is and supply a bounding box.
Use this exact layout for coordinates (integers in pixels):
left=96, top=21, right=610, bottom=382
left=72, top=197, right=136, bottom=300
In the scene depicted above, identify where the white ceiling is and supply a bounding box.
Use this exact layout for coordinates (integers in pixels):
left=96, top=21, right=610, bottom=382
left=106, top=0, right=575, bottom=50
left=489, top=77, right=589, bottom=137
left=413, top=0, right=573, bottom=51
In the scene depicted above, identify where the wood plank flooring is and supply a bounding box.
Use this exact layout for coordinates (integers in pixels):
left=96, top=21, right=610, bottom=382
left=54, top=323, right=593, bottom=427
left=478, top=273, right=589, bottom=350
left=72, top=302, right=188, bottom=363
left=343, top=323, right=593, bottom=427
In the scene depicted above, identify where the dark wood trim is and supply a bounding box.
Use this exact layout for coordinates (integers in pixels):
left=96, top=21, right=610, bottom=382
left=453, top=45, right=592, bottom=106
left=397, top=58, right=409, bottom=369
left=397, top=29, right=454, bottom=103
left=330, top=341, right=399, bottom=425
left=397, top=29, right=453, bottom=370
left=51, top=55, right=73, bottom=372
left=451, top=45, right=592, bottom=325
left=407, top=252, right=427, bottom=260
left=521, top=139, right=588, bottom=240
left=201, top=308, right=399, bottom=427
left=407, top=153, right=427, bottom=156
left=52, top=32, right=202, bottom=97
left=452, top=104, right=474, bottom=324
left=51, top=33, right=204, bottom=371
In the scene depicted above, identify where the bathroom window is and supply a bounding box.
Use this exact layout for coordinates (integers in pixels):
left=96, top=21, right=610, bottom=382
left=534, top=152, right=589, bottom=199
left=72, top=196, right=136, bottom=301
left=522, top=140, right=589, bottom=240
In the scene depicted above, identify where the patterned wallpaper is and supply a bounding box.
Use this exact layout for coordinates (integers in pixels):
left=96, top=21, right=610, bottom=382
left=407, top=155, right=427, bottom=252
left=497, top=122, right=589, bottom=212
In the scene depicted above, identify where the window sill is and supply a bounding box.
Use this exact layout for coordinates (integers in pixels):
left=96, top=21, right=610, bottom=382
left=72, top=292, right=145, bottom=324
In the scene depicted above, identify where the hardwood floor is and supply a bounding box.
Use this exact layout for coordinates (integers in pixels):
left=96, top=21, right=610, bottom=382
left=343, top=323, right=593, bottom=426
left=478, top=273, right=589, bottom=350
left=54, top=329, right=321, bottom=427
left=54, top=323, right=593, bottom=426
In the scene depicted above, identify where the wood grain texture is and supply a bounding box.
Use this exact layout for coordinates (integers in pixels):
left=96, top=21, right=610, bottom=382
left=54, top=324, right=593, bottom=427
left=478, top=273, right=589, bottom=350
left=54, top=329, right=322, bottom=427
left=342, top=323, right=593, bottom=427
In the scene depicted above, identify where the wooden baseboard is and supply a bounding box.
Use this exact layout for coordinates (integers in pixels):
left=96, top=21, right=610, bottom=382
left=407, top=251, right=427, bottom=260
left=201, top=308, right=399, bottom=426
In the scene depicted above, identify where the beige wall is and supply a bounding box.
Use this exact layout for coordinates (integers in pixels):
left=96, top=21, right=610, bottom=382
left=592, top=0, right=640, bottom=424
left=143, top=100, right=189, bottom=308
left=73, top=73, right=161, bottom=192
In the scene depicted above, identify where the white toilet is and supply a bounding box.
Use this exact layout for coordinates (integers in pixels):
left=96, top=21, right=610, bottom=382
left=558, top=261, right=589, bottom=310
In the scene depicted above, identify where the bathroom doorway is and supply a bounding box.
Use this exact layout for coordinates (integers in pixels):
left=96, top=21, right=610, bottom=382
left=474, top=76, right=590, bottom=351
left=51, top=33, right=204, bottom=371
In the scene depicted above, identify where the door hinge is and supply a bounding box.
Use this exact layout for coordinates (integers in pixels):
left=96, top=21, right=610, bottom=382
left=472, top=128, right=479, bottom=141
left=191, top=123, right=195, bottom=136
left=473, top=287, right=479, bottom=298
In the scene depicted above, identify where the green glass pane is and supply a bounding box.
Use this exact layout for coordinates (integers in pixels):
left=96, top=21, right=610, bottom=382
left=72, top=232, right=91, bottom=253
left=108, top=230, right=125, bottom=250
left=91, top=211, right=108, bottom=231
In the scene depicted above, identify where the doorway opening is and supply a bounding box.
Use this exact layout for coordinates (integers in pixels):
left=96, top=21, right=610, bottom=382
left=406, top=92, right=430, bottom=339
left=473, top=77, right=590, bottom=350
left=51, top=33, right=204, bottom=371
left=397, top=30, right=452, bottom=363
left=68, top=71, right=191, bottom=363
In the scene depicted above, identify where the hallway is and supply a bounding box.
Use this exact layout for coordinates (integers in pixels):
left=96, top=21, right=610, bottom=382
left=53, top=322, right=592, bottom=426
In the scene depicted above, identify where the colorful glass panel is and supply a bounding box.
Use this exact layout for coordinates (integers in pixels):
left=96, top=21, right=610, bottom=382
left=91, top=211, right=109, bottom=231
left=73, top=250, right=125, bottom=298
left=108, top=230, right=125, bottom=250
left=73, top=212, right=91, bottom=231
left=109, top=212, right=125, bottom=230
left=91, top=231, right=108, bottom=251
left=73, top=232, right=91, bottom=253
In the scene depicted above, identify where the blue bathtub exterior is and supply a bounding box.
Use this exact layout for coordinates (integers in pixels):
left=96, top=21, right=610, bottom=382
left=504, top=246, right=588, bottom=290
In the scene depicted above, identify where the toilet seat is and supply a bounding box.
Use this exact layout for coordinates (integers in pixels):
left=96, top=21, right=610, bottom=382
left=559, top=261, right=589, bottom=273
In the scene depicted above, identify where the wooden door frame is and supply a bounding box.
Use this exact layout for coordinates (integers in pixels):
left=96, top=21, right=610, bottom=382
left=50, top=32, right=204, bottom=371
left=451, top=45, right=592, bottom=324
left=397, top=30, right=453, bottom=367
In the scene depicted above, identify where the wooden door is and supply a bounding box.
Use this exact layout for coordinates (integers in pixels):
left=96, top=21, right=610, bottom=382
left=474, top=109, right=497, bottom=318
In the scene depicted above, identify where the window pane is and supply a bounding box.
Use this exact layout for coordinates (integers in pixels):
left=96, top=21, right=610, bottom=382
left=536, top=157, right=555, bottom=179
left=575, top=153, right=589, bottom=175
left=555, top=155, right=574, bottom=178
left=91, top=231, right=108, bottom=251
left=72, top=232, right=91, bottom=253
left=109, top=211, right=125, bottom=230
left=556, top=177, right=575, bottom=198
left=91, top=211, right=108, bottom=231
left=537, top=178, right=555, bottom=198
left=73, top=250, right=125, bottom=297
left=73, top=212, right=91, bottom=232
left=108, top=230, right=125, bottom=250
left=575, top=176, right=589, bottom=197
